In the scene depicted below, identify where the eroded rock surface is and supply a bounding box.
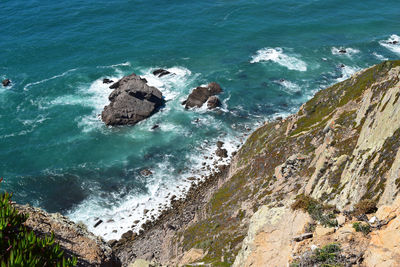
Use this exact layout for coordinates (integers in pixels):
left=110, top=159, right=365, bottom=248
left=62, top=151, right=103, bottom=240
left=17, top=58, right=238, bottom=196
left=112, top=61, right=400, bottom=266
left=101, top=73, right=164, bottom=126
left=16, top=204, right=121, bottom=267
left=183, top=82, right=222, bottom=109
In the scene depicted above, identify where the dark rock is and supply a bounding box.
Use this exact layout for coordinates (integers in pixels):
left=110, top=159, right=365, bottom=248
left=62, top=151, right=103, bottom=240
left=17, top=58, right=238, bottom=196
left=2, top=79, right=11, bottom=87
left=217, top=141, right=224, bottom=148
left=109, top=81, right=120, bottom=89
left=293, top=233, right=313, bottom=242
left=103, top=78, right=114, bottom=84
left=166, top=224, right=176, bottom=231
left=338, top=49, right=347, bottom=54
left=151, top=124, right=159, bottom=130
left=216, top=148, right=228, bottom=158
left=102, top=73, right=165, bottom=126
left=389, top=40, right=399, bottom=44
left=207, top=95, right=221, bottom=109
left=94, top=220, right=103, bottom=228
left=276, top=116, right=283, bottom=121
left=120, top=230, right=134, bottom=241
left=107, top=239, right=118, bottom=247
left=183, top=82, right=222, bottom=109
left=143, top=209, right=149, bottom=214
left=153, top=69, right=171, bottom=78
left=133, top=220, right=140, bottom=224
left=141, top=169, right=153, bottom=176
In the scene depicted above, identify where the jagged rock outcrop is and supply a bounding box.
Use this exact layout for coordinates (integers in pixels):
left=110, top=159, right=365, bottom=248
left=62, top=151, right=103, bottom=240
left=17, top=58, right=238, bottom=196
left=182, top=82, right=222, bottom=109
left=113, top=61, right=400, bottom=266
left=2, top=78, right=11, bottom=87
left=101, top=73, right=164, bottom=126
left=16, top=204, right=121, bottom=267
left=152, top=69, right=171, bottom=78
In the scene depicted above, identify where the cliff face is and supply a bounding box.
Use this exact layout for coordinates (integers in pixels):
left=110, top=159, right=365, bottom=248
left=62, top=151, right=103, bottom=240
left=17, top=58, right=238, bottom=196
left=116, top=60, right=400, bottom=266
left=16, top=205, right=121, bottom=267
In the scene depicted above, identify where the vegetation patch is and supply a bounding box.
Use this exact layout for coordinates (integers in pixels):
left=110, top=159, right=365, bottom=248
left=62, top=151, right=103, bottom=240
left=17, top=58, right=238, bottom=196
left=291, top=194, right=338, bottom=227
left=353, top=222, right=371, bottom=235
left=0, top=179, right=77, bottom=266
left=291, top=243, right=345, bottom=267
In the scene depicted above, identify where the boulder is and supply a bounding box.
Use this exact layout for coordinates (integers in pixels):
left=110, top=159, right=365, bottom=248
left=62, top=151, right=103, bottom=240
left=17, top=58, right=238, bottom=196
left=152, top=69, right=171, bottom=78
left=2, top=79, right=10, bottom=87
left=183, top=82, right=222, bottom=109
left=216, top=148, right=228, bottom=158
left=141, top=169, right=153, bottom=176
left=101, top=73, right=164, bottom=126
left=207, top=95, right=221, bottom=109
left=338, top=49, right=347, bottom=54
left=103, top=78, right=114, bottom=84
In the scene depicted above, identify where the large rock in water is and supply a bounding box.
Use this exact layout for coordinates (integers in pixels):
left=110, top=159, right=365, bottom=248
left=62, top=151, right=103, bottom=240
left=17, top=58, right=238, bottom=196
left=101, top=73, right=164, bottom=126
left=183, top=82, right=222, bottom=109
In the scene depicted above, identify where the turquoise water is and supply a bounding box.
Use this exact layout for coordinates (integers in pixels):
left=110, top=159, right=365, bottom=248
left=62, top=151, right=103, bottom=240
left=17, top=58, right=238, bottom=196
left=1, top=0, right=400, bottom=239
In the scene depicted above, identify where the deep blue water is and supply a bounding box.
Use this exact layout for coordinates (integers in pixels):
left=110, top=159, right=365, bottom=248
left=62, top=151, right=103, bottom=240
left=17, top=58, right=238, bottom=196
left=1, top=0, right=400, bottom=239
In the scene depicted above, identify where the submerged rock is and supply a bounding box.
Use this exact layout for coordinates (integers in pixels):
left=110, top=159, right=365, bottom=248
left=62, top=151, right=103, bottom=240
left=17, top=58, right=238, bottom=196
left=153, top=69, right=171, bottom=78
left=183, top=82, right=222, bottom=109
left=141, top=169, right=153, bottom=176
left=103, top=78, right=114, bottom=84
left=2, top=79, right=11, bottom=87
left=101, top=73, right=164, bottom=126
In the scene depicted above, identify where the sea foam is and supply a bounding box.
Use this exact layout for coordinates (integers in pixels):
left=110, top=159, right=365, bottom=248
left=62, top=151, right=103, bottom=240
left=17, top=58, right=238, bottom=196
left=250, top=47, right=307, bottom=72
left=379, top=34, right=400, bottom=55
left=331, top=47, right=360, bottom=57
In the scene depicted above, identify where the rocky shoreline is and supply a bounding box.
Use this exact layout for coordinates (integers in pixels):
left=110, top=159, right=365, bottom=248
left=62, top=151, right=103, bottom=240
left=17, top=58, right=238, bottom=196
left=111, top=164, right=231, bottom=265
left=12, top=61, right=400, bottom=266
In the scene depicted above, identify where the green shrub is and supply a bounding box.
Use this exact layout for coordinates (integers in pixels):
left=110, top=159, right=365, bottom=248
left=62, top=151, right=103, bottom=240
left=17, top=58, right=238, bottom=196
left=291, top=243, right=344, bottom=267
left=314, top=243, right=341, bottom=263
left=0, top=178, right=77, bottom=266
left=292, top=194, right=338, bottom=227
left=352, top=222, right=371, bottom=235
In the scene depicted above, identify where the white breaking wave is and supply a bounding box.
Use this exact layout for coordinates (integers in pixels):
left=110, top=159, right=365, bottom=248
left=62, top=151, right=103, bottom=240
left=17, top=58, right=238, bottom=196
left=331, top=47, right=360, bottom=57
left=379, top=34, right=400, bottom=55
left=97, top=62, right=132, bottom=69
left=373, top=52, right=388, bottom=61
left=337, top=65, right=361, bottom=82
left=67, top=128, right=243, bottom=241
left=276, top=79, right=301, bottom=94
left=250, top=47, right=308, bottom=71
left=141, top=66, right=194, bottom=101
left=23, top=68, right=77, bottom=91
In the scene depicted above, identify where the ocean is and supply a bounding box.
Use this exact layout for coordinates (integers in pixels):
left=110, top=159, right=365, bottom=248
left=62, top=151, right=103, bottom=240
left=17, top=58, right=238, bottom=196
left=1, top=0, right=399, bottom=240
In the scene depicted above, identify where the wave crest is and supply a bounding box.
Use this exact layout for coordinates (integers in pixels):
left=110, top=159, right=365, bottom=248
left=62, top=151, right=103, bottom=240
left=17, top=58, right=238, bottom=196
left=250, top=47, right=307, bottom=72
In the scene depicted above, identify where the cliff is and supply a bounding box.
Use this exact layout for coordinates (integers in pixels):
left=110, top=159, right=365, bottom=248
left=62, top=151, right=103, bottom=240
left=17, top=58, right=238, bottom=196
left=13, top=61, right=400, bottom=266
left=114, top=60, right=400, bottom=266
left=16, top=204, right=121, bottom=266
